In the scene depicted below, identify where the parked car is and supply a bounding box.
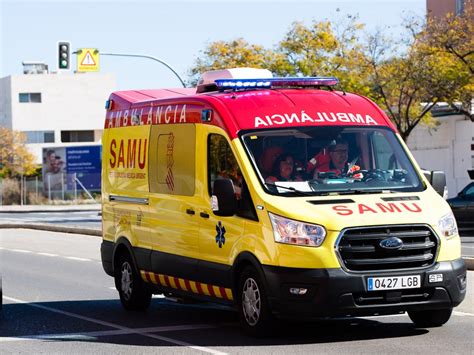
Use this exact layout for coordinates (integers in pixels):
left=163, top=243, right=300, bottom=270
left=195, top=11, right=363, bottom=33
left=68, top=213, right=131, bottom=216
left=448, top=182, right=474, bottom=237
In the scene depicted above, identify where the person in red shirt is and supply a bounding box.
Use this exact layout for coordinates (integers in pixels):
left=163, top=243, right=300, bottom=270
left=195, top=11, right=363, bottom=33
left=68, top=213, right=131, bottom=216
left=308, top=139, right=361, bottom=178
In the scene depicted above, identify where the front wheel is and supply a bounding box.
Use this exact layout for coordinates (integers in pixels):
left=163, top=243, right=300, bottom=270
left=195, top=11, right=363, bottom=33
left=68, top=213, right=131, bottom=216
left=238, top=266, right=274, bottom=337
left=408, top=308, right=453, bottom=328
left=115, top=253, right=152, bottom=311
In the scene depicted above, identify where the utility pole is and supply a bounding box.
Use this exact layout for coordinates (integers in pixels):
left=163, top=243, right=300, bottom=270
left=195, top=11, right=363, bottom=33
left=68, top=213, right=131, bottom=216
left=100, top=52, right=186, bottom=88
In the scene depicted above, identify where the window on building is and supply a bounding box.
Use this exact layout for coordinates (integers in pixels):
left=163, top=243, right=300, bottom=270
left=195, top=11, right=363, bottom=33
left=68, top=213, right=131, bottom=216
left=61, top=130, right=94, bottom=142
left=19, top=93, right=42, bottom=103
left=456, top=0, right=465, bottom=15
left=24, top=131, right=55, bottom=144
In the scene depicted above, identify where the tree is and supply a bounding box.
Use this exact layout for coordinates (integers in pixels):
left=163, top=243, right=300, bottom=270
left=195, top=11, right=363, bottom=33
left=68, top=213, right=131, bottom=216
left=417, top=4, right=474, bottom=118
left=188, top=13, right=472, bottom=140
left=189, top=16, right=370, bottom=95
left=188, top=38, right=279, bottom=86
left=275, top=16, right=371, bottom=95
left=0, top=127, right=37, bottom=177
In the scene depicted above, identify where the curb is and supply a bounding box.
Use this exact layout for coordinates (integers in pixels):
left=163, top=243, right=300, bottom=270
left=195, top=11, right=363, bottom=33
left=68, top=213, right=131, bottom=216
left=0, top=207, right=101, bottom=214
left=464, top=257, right=474, bottom=270
left=0, top=223, right=473, bottom=270
left=0, top=209, right=101, bottom=214
left=0, top=223, right=101, bottom=237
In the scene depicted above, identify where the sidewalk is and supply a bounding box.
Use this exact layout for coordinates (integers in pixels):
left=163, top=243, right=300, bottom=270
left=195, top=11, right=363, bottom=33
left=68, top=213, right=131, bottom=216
left=0, top=204, right=101, bottom=213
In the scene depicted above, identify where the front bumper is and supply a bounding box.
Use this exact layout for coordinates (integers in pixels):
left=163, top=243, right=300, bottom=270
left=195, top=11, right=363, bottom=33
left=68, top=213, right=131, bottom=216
left=263, top=258, right=466, bottom=319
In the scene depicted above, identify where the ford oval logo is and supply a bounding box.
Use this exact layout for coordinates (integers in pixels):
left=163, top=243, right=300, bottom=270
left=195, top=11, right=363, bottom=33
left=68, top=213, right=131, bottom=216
left=379, top=237, right=403, bottom=250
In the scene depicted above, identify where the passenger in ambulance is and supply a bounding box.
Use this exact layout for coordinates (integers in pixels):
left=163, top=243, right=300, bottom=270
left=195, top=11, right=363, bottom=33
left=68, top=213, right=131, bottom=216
left=265, top=153, right=302, bottom=183
left=258, top=146, right=284, bottom=178
left=308, top=138, right=361, bottom=179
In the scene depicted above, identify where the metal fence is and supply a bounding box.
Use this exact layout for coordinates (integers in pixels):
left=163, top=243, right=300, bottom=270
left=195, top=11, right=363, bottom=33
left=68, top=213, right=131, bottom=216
left=0, top=173, right=100, bottom=205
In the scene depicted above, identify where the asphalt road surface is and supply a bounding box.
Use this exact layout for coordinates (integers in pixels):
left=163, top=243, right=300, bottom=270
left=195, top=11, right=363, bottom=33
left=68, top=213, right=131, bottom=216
left=0, top=211, right=101, bottom=229
left=0, top=229, right=473, bottom=354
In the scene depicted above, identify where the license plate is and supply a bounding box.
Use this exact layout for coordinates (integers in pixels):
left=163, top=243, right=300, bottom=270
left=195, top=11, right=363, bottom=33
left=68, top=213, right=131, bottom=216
left=367, top=275, right=421, bottom=291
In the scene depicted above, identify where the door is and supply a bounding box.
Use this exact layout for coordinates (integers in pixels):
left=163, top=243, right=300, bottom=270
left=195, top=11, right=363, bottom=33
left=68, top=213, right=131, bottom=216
left=195, top=129, right=253, bottom=289
left=147, top=123, right=200, bottom=280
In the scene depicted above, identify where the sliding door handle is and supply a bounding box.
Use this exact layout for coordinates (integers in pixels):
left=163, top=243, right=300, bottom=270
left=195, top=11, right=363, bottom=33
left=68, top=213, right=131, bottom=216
left=186, top=208, right=195, bottom=215
left=200, top=212, right=210, bottom=219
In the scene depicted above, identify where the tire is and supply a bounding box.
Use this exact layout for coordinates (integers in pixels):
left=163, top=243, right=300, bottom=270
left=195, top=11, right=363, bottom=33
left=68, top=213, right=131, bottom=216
left=408, top=308, right=453, bottom=328
left=115, top=253, right=152, bottom=311
left=238, top=266, right=275, bottom=337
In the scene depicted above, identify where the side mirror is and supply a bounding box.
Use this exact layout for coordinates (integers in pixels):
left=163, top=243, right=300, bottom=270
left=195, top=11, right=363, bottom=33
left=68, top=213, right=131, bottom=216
left=431, top=171, right=447, bottom=198
left=422, top=170, right=432, bottom=183
left=212, top=179, right=237, bottom=217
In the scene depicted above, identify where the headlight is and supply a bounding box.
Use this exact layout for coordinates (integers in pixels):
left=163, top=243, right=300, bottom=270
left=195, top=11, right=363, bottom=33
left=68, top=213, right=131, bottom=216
left=269, top=212, right=326, bottom=247
left=438, top=212, right=458, bottom=239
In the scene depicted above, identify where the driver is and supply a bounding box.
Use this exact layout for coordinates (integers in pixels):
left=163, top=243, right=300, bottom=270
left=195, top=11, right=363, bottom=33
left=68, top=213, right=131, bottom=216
left=309, top=138, right=361, bottom=178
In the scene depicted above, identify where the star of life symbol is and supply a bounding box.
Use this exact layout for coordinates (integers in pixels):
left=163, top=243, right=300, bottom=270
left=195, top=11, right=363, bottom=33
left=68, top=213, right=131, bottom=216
left=215, top=221, right=226, bottom=248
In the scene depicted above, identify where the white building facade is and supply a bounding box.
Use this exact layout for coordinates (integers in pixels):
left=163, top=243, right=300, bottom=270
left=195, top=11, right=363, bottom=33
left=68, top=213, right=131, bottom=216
left=0, top=71, right=116, bottom=164
left=407, top=112, right=474, bottom=198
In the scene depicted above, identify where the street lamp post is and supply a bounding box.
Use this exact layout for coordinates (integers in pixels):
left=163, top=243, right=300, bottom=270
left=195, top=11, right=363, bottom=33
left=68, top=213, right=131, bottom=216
left=100, top=52, right=186, bottom=88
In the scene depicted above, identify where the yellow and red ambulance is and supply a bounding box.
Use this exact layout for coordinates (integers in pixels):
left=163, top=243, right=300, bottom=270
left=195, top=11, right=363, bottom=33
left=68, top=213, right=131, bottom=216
left=101, top=68, right=466, bottom=335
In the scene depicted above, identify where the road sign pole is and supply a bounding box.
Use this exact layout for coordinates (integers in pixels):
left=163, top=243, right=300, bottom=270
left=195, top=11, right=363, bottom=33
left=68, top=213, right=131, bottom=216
left=100, top=52, right=186, bottom=88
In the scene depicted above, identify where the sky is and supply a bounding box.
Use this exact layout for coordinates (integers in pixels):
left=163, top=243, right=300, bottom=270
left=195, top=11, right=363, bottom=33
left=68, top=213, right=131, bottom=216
left=1, top=0, right=426, bottom=91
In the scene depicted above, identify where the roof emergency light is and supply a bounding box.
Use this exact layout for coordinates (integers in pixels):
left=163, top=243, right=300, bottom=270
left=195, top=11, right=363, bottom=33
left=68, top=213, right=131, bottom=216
left=215, top=77, right=339, bottom=91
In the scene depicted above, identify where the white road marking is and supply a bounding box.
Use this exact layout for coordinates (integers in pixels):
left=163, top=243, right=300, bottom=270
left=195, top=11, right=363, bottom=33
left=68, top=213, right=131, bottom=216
left=64, top=256, right=92, bottom=262
left=0, top=324, right=217, bottom=343
left=343, top=310, right=474, bottom=320
left=37, top=252, right=58, bottom=257
left=453, top=311, right=474, bottom=317
left=10, top=249, right=32, bottom=253
left=1, top=247, right=93, bottom=262
left=4, top=295, right=227, bottom=355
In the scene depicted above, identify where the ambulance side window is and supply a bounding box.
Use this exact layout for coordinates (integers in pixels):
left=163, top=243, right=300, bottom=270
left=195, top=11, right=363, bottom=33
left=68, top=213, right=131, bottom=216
left=208, top=134, right=258, bottom=221
left=372, top=131, right=396, bottom=170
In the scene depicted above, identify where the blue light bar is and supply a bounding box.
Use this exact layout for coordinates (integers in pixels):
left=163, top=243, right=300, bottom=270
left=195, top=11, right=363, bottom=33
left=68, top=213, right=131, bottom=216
left=215, top=77, right=339, bottom=91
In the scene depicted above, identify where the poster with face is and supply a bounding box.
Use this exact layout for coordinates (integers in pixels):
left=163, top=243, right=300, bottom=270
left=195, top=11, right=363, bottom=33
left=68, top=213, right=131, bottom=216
left=42, top=147, right=66, bottom=192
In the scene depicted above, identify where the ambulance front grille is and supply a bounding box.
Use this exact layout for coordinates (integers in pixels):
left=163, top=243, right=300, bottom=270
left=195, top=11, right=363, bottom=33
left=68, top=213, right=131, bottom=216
left=336, top=225, right=439, bottom=272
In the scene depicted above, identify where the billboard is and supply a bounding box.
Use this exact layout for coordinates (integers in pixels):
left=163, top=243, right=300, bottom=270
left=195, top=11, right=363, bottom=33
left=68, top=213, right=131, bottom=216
left=42, top=145, right=102, bottom=193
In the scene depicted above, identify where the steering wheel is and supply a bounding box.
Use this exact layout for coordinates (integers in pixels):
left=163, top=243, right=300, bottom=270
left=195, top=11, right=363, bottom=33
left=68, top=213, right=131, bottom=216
left=361, top=169, right=386, bottom=182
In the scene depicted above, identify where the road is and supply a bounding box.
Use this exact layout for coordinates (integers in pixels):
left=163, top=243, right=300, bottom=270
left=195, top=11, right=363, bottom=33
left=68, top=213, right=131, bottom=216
left=0, top=229, right=473, bottom=354
left=0, top=210, right=101, bottom=230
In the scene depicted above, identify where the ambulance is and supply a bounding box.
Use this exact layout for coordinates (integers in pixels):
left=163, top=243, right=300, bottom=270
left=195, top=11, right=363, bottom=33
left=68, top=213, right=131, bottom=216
left=101, top=68, right=466, bottom=335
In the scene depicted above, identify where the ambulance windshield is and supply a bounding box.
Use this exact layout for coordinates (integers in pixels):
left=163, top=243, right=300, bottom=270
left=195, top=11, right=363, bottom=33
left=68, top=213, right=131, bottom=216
left=241, top=126, right=424, bottom=196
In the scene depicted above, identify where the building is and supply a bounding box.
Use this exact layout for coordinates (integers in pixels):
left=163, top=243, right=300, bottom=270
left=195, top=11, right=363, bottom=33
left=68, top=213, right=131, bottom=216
left=0, top=64, right=116, bottom=164
left=407, top=106, right=474, bottom=198
left=427, top=0, right=473, bottom=19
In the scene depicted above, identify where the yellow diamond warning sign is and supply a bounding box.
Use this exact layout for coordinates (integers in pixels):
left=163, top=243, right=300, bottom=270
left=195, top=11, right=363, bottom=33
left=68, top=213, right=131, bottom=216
left=77, top=48, right=99, bottom=72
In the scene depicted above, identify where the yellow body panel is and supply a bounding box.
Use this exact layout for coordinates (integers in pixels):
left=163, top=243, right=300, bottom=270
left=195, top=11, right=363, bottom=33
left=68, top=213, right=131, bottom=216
left=102, top=119, right=461, bottom=272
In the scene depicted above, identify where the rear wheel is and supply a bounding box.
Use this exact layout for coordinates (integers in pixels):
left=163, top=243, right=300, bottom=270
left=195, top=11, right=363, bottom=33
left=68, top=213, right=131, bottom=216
left=408, top=308, right=453, bottom=328
left=238, top=266, right=274, bottom=337
left=115, top=253, right=152, bottom=311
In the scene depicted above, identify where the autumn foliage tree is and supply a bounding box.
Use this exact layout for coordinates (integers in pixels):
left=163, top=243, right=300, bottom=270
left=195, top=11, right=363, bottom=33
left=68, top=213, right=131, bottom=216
left=0, top=127, right=37, bottom=177
left=188, top=12, right=472, bottom=140
left=418, top=4, right=474, bottom=118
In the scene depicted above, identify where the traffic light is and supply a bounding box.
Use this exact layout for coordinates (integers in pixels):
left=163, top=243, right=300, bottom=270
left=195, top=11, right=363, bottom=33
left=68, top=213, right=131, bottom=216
left=58, top=41, right=71, bottom=70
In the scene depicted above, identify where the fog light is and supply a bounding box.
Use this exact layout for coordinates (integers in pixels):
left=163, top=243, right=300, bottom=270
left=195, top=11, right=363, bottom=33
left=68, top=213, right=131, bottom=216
left=457, top=274, right=467, bottom=290
left=289, top=287, right=308, bottom=295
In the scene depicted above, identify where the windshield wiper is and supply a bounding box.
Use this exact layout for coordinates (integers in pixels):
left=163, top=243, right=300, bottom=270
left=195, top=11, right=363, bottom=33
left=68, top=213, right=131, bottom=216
left=265, top=183, right=313, bottom=196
